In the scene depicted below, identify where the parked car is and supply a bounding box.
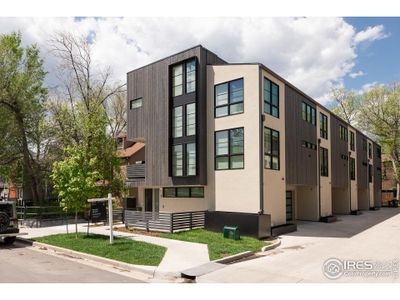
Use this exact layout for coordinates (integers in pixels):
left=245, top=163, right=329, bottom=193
left=0, top=200, right=24, bottom=245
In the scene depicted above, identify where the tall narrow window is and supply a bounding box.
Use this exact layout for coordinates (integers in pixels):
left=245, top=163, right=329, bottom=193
left=186, top=60, right=196, bottom=93
left=302, top=102, right=316, bottom=125
left=350, top=157, right=356, bottom=180
left=172, top=64, right=183, bottom=97
left=377, top=146, right=381, bottom=158
left=264, top=78, right=279, bottom=118
left=130, top=98, right=143, bottom=110
left=368, top=143, right=372, bottom=159
left=350, top=131, right=355, bottom=151
left=320, top=113, right=328, bottom=139
left=368, top=164, right=372, bottom=182
left=186, top=103, right=196, bottom=136
left=215, top=128, right=244, bottom=170
left=172, top=106, right=183, bottom=138
left=320, top=147, right=329, bottom=177
left=172, top=145, right=183, bottom=176
left=339, top=125, right=348, bottom=141
left=215, top=79, right=244, bottom=117
left=186, top=143, right=196, bottom=176
left=362, top=138, right=367, bottom=151
left=264, top=127, right=280, bottom=170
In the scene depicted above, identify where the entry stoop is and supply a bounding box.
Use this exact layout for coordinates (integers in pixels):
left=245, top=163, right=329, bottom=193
left=320, top=215, right=337, bottom=223
left=351, top=210, right=362, bottom=215
left=271, top=223, right=297, bottom=236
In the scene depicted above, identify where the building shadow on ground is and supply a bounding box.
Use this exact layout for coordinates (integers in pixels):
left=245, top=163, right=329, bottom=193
left=283, top=207, right=400, bottom=238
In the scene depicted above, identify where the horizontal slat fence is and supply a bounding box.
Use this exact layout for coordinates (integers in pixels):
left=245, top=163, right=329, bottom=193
left=124, top=210, right=205, bottom=233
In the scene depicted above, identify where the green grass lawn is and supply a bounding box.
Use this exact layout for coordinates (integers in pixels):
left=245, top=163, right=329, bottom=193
left=160, top=229, right=267, bottom=260
left=34, top=233, right=166, bottom=266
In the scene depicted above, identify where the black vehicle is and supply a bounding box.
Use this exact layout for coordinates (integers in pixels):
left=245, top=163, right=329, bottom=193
left=0, top=200, right=23, bottom=245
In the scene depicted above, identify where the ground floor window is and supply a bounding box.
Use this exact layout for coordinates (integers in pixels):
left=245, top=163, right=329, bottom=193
left=163, top=187, right=204, bottom=198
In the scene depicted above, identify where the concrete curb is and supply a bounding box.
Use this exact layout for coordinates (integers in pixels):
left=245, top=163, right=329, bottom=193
left=16, top=237, right=157, bottom=276
left=213, top=251, right=254, bottom=264
left=261, top=238, right=281, bottom=251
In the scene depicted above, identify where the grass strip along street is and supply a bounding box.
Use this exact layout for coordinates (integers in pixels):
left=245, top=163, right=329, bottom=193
left=34, top=233, right=166, bottom=266
left=160, top=229, right=268, bottom=260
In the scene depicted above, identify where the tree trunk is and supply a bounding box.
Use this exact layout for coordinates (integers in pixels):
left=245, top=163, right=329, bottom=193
left=75, top=209, right=78, bottom=238
left=15, top=112, right=41, bottom=205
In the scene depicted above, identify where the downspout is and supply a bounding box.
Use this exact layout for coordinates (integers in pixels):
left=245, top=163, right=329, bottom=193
left=349, top=151, right=352, bottom=213
left=259, top=67, right=264, bottom=214
left=317, top=139, right=321, bottom=220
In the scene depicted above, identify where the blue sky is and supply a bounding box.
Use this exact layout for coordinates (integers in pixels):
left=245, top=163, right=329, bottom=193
left=344, top=17, right=399, bottom=92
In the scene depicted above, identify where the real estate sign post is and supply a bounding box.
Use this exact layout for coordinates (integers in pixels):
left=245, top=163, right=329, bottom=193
left=88, top=193, right=114, bottom=244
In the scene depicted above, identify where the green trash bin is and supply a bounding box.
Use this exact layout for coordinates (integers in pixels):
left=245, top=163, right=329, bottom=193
left=223, top=226, right=240, bottom=240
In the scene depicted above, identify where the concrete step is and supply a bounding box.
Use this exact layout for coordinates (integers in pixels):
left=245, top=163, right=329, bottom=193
left=181, top=262, right=225, bottom=280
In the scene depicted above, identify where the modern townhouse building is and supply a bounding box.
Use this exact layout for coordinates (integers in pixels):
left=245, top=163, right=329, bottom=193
left=125, top=45, right=382, bottom=238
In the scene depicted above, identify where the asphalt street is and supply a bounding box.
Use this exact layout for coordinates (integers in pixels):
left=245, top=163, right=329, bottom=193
left=0, top=242, right=145, bottom=283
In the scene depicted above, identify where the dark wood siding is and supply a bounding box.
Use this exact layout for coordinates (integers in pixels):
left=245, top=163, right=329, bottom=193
left=356, top=132, right=368, bottom=190
left=127, top=46, right=226, bottom=187
left=285, top=86, right=317, bottom=186
left=373, top=142, right=382, bottom=207
left=330, top=116, right=349, bottom=188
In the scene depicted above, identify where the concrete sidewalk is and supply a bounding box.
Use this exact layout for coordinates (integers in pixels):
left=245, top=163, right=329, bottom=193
left=19, top=223, right=210, bottom=278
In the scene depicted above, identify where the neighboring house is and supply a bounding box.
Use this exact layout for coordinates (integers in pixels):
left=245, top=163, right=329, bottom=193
left=381, top=155, right=397, bottom=204
left=125, top=45, right=382, bottom=238
left=116, top=132, right=145, bottom=209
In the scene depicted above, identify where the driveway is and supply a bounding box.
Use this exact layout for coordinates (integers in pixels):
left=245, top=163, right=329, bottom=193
left=198, top=208, right=400, bottom=283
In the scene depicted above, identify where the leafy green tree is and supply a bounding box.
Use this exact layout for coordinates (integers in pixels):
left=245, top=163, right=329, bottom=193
left=330, top=87, right=362, bottom=126
left=0, top=32, right=47, bottom=204
left=358, top=83, right=400, bottom=200
left=51, top=145, right=99, bottom=237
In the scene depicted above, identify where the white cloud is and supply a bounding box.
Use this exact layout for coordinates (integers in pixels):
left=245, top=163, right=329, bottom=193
left=354, top=25, right=389, bottom=44
left=358, top=81, right=379, bottom=94
left=349, top=70, right=365, bottom=78
left=0, top=17, right=389, bottom=105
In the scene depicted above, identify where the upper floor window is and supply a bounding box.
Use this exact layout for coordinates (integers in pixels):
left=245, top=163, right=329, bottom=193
left=320, top=113, right=328, bottom=139
left=320, top=147, right=329, bottom=177
left=117, top=138, right=124, bottom=149
left=130, top=98, right=143, bottom=110
left=350, top=131, right=355, bottom=151
left=215, top=78, right=244, bottom=118
left=264, top=78, right=279, bottom=118
left=302, top=102, right=316, bottom=125
left=368, top=142, right=372, bottom=159
left=172, top=59, right=196, bottom=97
left=362, top=138, right=367, bottom=151
left=172, top=143, right=196, bottom=177
left=172, top=65, right=183, bottom=97
left=186, top=103, right=196, bottom=136
left=186, top=60, right=196, bottom=93
left=368, top=164, right=372, bottom=182
left=350, top=157, right=356, bottom=180
left=377, top=146, right=381, bottom=158
left=339, top=125, right=348, bottom=142
left=172, top=106, right=183, bottom=138
left=215, top=128, right=244, bottom=170
left=264, top=127, right=280, bottom=170
left=302, top=140, right=317, bottom=150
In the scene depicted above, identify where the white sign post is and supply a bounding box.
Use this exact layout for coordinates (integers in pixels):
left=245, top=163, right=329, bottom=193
left=88, top=193, right=115, bottom=244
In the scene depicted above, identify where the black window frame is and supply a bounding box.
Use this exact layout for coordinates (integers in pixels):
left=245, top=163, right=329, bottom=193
left=264, top=78, right=279, bottom=118
left=214, top=78, right=244, bottom=118
left=171, top=59, right=197, bottom=97
left=339, top=125, right=348, bottom=142
left=163, top=187, right=204, bottom=198
left=350, top=131, right=355, bottom=151
left=214, top=127, right=244, bottom=170
left=302, top=102, right=316, bottom=125
left=172, top=144, right=183, bottom=177
left=171, top=143, right=197, bottom=177
left=264, top=127, right=280, bottom=170
left=320, top=147, right=329, bottom=177
left=172, top=106, right=183, bottom=138
left=350, top=157, right=356, bottom=180
left=129, top=97, right=143, bottom=110
left=320, top=112, right=328, bottom=139
left=302, top=140, right=317, bottom=150
left=185, top=103, right=196, bottom=137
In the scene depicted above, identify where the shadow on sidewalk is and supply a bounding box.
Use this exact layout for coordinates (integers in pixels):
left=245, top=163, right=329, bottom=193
left=283, top=207, right=400, bottom=238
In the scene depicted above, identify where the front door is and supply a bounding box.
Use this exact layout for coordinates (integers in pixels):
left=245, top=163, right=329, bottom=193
left=145, top=189, right=153, bottom=212
left=286, top=191, right=293, bottom=221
